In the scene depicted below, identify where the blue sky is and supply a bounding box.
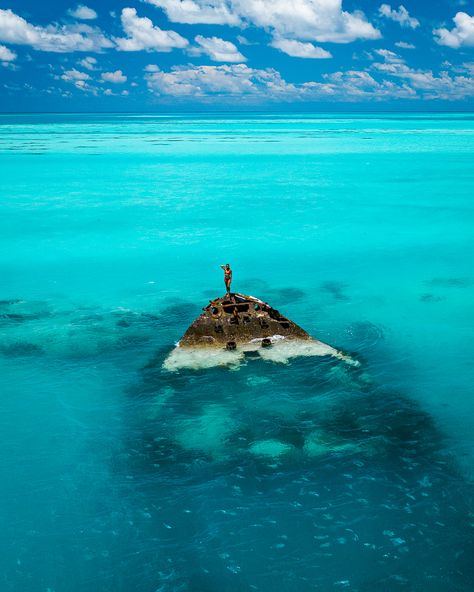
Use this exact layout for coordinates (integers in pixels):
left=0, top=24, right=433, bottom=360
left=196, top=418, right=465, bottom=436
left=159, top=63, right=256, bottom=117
left=0, top=0, right=473, bottom=111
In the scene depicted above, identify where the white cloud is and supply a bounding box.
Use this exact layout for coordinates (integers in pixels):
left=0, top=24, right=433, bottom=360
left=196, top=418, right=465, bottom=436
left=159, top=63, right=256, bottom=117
left=68, top=5, right=98, bottom=20
left=101, top=69, right=127, bottom=83
left=236, top=0, right=380, bottom=43
left=143, top=61, right=416, bottom=102
left=236, top=35, right=251, bottom=45
left=0, top=43, right=16, bottom=62
left=61, top=68, right=91, bottom=81
left=0, top=8, right=112, bottom=52
left=78, top=56, right=97, bottom=70
left=144, top=57, right=474, bottom=103
left=146, top=0, right=240, bottom=25
left=373, top=48, right=403, bottom=63
left=461, top=62, right=474, bottom=75
left=192, top=35, right=246, bottom=61
left=71, top=79, right=96, bottom=92
left=115, top=7, right=188, bottom=52
left=434, top=12, right=474, bottom=48
left=395, top=41, right=415, bottom=49
left=372, top=53, right=474, bottom=99
left=145, top=63, right=296, bottom=97
left=270, top=38, right=332, bottom=59
left=60, top=68, right=100, bottom=93
left=61, top=68, right=96, bottom=91
left=379, top=4, right=419, bottom=29
left=147, top=0, right=380, bottom=44
left=313, top=68, right=416, bottom=100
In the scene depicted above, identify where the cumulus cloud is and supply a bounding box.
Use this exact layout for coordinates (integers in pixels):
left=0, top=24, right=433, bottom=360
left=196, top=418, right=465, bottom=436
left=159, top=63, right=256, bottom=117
left=115, top=7, right=188, bottom=52
left=145, top=63, right=296, bottom=97
left=270, top=38, right=332, bottom=59
left=0, top=8, right=112, bottom=52
left=311, top=62, right=473, bottom=101
left=143, top=61, right=414, bottom=101
left=395, top=41, right=415, bottom=49
left=143, top=56, right=474, bottom=103
left=434, top=12, right=474, bottom=48
left=236, top=0, right=380, bottom=43
left=192, top=35, right=246, bottom=61
left=74, top=80, right=93, bottom=91
left=372, top=50, right=474, bottom=99
left=68, top=5, right=98, bottom=20
left=0, top=43, right=16, bottom=62
left=146, top=0, right=240, bottom=25
left=147, top=0, right=380, bottom=44
left=379, top=4, right=419, bottom=29
left=313, top=68, right=416, bottom=100
left=78, top=56, right=97, bottom=70
left=103, top=87, right=129, bottom=96
left=61, top=68, right=91, bottom=82
left=60, top=68, right=96, bottom=91
left=101, top=69, right=127, bottom=83
left=39, top=49, right=474, bottom=102
left=461, top=62, right=474, bottom=75
left=373, top=48, right=404, bottom=63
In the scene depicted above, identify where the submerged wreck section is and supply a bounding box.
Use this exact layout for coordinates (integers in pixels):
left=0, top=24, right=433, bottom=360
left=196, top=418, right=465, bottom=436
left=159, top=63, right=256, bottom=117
left=163, top=292, right=356, bottom=370
left=179, top=293, right=311, bottom=349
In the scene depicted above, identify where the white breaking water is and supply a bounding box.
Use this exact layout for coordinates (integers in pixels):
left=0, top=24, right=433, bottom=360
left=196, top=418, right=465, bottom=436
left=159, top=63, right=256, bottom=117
left=163, top=336, right=359, bottom=371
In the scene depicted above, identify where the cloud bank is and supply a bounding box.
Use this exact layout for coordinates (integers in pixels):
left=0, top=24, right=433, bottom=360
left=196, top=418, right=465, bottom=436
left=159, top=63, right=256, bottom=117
left=147, top=0, right=381, bottom=43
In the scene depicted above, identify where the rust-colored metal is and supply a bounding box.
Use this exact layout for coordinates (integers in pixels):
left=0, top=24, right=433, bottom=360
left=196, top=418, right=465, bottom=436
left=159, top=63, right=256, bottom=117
left=179, top=293, right=311, bottom=348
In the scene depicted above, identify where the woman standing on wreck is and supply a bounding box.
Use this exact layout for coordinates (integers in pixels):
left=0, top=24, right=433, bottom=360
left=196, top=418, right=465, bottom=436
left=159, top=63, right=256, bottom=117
left=220, top=263, right=232, bottom=296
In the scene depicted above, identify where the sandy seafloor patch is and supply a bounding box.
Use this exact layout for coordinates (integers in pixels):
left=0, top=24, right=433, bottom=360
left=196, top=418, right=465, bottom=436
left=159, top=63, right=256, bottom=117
left=0, top=112, right=473, bottom=591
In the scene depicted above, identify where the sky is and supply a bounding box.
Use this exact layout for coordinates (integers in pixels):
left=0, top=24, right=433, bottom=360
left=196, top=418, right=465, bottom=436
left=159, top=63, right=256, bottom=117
left=0, top=0, right=473, bottom=111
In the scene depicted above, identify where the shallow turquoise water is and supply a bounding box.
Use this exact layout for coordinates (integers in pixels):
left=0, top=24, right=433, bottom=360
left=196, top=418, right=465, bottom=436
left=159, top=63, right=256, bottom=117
left=1, top=113, right=473, bottom=591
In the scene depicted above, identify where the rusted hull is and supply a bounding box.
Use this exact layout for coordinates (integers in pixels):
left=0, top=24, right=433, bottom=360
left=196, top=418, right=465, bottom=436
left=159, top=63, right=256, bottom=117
left=179, top=293, right=311, bottom=348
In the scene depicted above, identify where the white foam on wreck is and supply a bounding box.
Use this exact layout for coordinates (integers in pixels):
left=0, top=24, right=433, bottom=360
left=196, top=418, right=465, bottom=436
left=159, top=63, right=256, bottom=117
left=163, top=344, right=244, bottom=371
left=258, top=339, right=338, bottom=363
left=163, top=336, right=358, bottom=371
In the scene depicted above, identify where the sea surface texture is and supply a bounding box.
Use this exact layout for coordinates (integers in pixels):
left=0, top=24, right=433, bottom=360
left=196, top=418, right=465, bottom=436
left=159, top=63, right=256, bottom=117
left=1, top=113, right=473, bottom=592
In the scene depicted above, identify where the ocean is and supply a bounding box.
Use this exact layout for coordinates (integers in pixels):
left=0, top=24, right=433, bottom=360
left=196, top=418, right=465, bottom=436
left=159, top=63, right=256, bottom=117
left=0, top=112, right=473, bottom=591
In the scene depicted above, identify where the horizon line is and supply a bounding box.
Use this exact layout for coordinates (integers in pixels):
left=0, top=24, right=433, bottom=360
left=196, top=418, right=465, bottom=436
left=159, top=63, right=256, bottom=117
left=1, top=109, right=473, bottom=115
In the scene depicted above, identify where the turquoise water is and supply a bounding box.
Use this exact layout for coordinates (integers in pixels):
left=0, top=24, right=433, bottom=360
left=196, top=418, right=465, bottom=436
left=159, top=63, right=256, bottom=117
left=1, top=113, right=473, bottom=591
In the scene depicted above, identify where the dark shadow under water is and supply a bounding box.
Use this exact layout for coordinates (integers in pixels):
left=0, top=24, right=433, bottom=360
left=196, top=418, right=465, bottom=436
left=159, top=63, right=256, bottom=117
left=1, top=299, right=473, bottom=592
left=116, top=353, right=474, bottom=592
